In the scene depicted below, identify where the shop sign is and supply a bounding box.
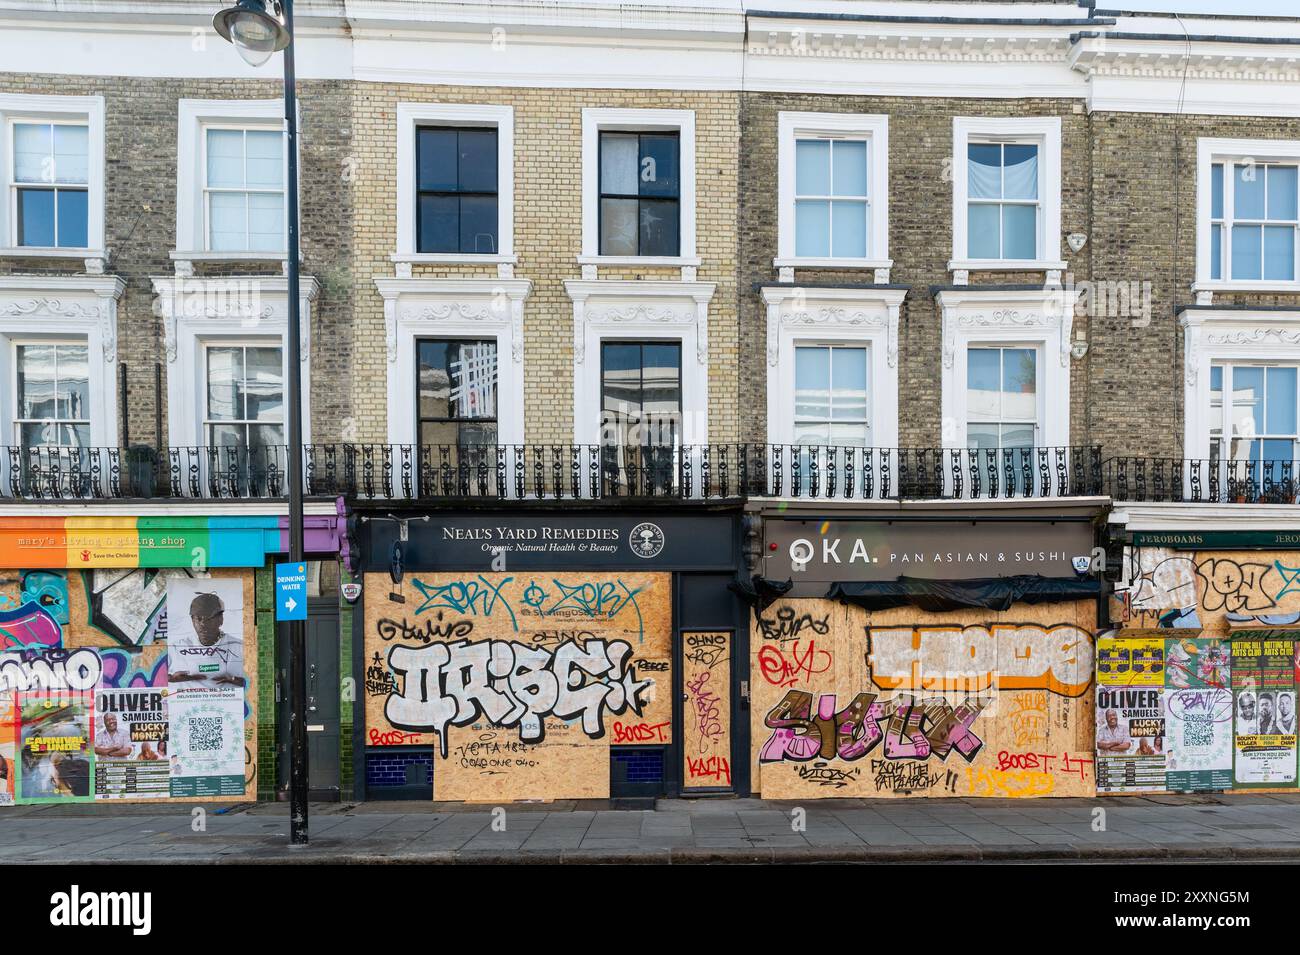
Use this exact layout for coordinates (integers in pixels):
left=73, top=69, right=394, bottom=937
left=764, top=518, right=1096, bottom=583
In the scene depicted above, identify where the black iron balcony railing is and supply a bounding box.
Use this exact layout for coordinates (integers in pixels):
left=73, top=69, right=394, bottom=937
left=1106, top=457, right=1300, bottom=504
left=1, top=444, right=1105, bottom=502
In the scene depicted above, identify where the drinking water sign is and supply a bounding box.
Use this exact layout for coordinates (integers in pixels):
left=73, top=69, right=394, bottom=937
left=275, top=562, right=308, bottom=621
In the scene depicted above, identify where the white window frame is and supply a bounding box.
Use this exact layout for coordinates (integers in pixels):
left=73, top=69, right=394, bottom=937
left=963, top=344, right=1044, bottom=451
left=0, top=275, right=124, bottom=451
left=761, top=285, right=903, bottom=449
left=1195, top=137, right=1300, bottom=296
left=937, top=287, right=1076, bottom=450
left=579, top=108, right=698, bottom=267
left=153, top=275, right=315, bottom=447
left=0, top=94, right=105, bottom=268
left=201, top=125, right=286, bottom=257
left=566, top=280, right=714, bottom=445
left=174, top=99, right=292, bottom=265
left=950, top=116, right=1064, bottom=275
left=393, top=103, right=515, bottom=267
left=10, top=338, right=93, bottom=448
left=374, top=277, right=531, bottom=447
left=775, top=111, right=890, bottom=273
left=200, top=339, right=287, bottom=451
left=1181, top=308, right=1300, bottom=460
left=1208, top=361, right=1299, bottom=465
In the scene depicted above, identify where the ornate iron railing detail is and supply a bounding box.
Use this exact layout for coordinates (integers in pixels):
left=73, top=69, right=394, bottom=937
left=0, top=444, right=1110, bottom=502
left=1106, top=457, right=1300, bottom=505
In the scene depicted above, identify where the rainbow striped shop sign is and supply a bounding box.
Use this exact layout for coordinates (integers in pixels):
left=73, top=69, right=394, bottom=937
left=0, top=515, right=340, bottom=569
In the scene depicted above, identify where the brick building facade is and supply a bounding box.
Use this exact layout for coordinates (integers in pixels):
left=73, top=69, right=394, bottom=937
left=3, top=0, right=1300, bottom=804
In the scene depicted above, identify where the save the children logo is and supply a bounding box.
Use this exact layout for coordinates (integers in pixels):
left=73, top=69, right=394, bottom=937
left=628, top=522, right=665, bottom=559
left=49, top=885, right=152, bottom=935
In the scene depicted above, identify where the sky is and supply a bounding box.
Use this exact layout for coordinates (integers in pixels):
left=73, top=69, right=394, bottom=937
left=1111, top=0, right=1297, bottom=14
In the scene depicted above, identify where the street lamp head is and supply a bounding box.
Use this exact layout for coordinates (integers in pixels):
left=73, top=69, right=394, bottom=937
left=213, top=0, right=290, bottom=67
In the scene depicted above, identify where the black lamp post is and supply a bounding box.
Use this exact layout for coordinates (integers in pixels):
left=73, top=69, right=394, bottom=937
left=214, top=0, right=308, bottom=846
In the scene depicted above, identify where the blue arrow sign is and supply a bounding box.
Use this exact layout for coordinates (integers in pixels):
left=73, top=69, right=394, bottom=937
left=275, top=561, right=308, bottom=621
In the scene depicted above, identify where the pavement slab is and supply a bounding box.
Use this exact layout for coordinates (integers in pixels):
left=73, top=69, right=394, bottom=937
left=7, top=794, right=1300, bottom=863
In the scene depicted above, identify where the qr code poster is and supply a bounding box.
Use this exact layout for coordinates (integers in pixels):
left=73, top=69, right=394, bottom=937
left=167, top=575, right=246, bottom=798
left=168, top=687, right=245, bottom=798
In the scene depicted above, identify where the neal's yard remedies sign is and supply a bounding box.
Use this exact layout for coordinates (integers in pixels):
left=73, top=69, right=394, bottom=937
left=362, top=514, right=736, bottom=572
left=764, top=519, right=1096, bottom=585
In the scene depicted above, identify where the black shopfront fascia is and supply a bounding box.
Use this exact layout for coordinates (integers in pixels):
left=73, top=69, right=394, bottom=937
left=349, top=502, right=750, bottom=800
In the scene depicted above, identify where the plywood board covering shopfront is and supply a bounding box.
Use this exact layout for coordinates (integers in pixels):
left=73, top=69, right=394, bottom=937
left=682, top=631, right=732, bottom=789
left=363, top=571, right=671, bottom=800
left=751, top=598, right=1097, bottom=799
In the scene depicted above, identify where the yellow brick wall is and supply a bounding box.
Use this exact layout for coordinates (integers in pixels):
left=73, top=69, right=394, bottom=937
left=350, top=85, right=740, bottom=445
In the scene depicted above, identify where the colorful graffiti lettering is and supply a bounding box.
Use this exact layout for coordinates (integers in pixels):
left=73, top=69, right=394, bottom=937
left=758, top=689, right=986, bottom=765
left=1008, top=691, right=1049, bottom=748
left=20, top=572, right=68, bottom=625
left=411, top=576, right=518, bottom=628
left=865, top=623, right=1094, bottom=697
left=98, top=648, right=168, bottom=689
left=966, top=766, right=1055, bottom=798
left=0, top=647, right=102, bottom=692
left=409, top=575, right=647, bottom=640
left=384, top=637, right=652, bottom=756
left=0, top=602, right=63, bottom=651
left=546, top=579, right=645, bottom=620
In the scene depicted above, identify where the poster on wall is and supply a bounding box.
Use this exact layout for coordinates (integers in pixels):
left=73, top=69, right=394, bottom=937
left=1096, top=635, right=1165, bottom=687
left=362, top=572, right=672, bottom=801
left=1231, top=632, right=1298, bottom=787
left=1095, top=686, right=1166, bottom=793
left=16, top=692, right=94, bottom=803
left=1233, top=687, right=1298, bottom=786
left=93, top=688, right=169, bottom=799
left=1165, top=636, right=1230, bottom=690
left=1163, top=637, right=1233, bottom=792
left=166, top=578, right=246, bottom=798
left=1165, top=687, right=1233, bottom=791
